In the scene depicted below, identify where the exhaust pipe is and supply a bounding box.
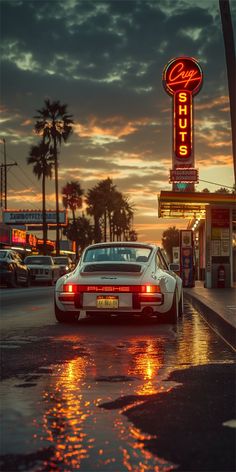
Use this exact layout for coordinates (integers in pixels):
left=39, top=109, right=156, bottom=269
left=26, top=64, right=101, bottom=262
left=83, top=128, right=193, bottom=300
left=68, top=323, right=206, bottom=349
left=142, top=306, right=154, bottom=316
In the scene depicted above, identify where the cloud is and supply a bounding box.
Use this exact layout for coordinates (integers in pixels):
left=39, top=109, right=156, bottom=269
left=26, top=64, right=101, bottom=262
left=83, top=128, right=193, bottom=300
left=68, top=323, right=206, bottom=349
left=1, top=0, right=235, bottom=243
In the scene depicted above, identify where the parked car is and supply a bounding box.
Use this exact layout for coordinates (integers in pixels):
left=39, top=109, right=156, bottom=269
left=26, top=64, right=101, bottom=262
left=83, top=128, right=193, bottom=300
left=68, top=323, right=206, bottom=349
left=0, top=249, right=30, bottom=287
left=54, top=242, right=183, bottom=323
left=53, top=256, right=74, bottom=276
left=24, top=255, right=61, bottom=285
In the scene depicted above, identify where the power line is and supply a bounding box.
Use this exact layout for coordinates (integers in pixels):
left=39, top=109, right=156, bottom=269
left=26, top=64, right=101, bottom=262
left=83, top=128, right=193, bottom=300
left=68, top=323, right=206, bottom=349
left=6, top=181, right=38, bottom=210
left=199, top=179, right=234, bottom=190
left=9, top=169, right=41, bottom=208
left=0, top=147, right=43, bottom=194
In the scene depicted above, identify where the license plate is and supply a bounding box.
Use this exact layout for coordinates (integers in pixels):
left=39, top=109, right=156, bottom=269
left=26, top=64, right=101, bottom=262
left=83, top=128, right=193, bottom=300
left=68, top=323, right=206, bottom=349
left=96, top=296, right=119, bottom=309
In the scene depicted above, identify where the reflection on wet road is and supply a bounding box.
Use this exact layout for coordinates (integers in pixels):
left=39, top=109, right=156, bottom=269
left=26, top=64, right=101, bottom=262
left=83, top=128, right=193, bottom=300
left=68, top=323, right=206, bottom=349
left=1, top=302, right=235, bottom=471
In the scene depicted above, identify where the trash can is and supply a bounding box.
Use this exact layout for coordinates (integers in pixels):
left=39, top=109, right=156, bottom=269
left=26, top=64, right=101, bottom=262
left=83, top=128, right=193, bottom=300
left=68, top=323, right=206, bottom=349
left=212, top=257, right=230, bottom=288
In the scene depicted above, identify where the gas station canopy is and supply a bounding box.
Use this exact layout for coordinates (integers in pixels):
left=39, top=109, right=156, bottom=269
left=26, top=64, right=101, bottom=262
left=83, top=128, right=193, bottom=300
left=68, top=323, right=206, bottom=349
left=158, top=191, right=236, bottom=220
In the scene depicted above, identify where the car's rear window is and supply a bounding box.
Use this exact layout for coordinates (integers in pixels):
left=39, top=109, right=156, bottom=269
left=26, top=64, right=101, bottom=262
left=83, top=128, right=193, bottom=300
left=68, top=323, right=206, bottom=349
left=83, top=245, right=152, bottom=263
left=53, top=257, right=68, bottom=264
left=83, top=263, right=142, bottom=273
left=25, top=257, right=52, bottom=265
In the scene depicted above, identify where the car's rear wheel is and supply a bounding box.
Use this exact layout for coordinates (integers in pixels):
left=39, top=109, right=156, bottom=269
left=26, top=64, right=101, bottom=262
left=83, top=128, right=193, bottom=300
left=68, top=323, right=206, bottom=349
left=24, top=273, right=31, bottom=287
left=54, top=300, right=79, bottom=323
left=165, top=290, right=178, bottom=324
left=8, top=272, right=17, bottom=288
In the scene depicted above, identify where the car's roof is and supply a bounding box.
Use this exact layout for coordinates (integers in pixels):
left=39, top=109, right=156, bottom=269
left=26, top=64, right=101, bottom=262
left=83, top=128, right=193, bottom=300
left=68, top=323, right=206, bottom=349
left=85, top=242, right=159, bottom=250
left=0, top=249, right=16, bottom=254
left=26, top=255, right=52, bottom=257
left=53, top=256, right=69, bottom=259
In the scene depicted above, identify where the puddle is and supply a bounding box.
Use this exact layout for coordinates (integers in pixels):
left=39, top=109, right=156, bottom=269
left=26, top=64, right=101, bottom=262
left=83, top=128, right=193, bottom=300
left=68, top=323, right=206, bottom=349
left=1, top=336, right=178, bottom=471
left=1, top=304, right=235, bottom=471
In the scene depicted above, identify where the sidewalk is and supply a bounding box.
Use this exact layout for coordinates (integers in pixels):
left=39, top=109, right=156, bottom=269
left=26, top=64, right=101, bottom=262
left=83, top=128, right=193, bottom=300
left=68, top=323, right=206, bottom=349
left=184, top=281, right=236, bottom=349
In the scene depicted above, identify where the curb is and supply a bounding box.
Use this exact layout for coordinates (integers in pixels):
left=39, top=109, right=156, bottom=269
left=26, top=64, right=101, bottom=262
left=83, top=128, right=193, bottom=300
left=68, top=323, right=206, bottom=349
left=184, top=291, right=236, bottom=350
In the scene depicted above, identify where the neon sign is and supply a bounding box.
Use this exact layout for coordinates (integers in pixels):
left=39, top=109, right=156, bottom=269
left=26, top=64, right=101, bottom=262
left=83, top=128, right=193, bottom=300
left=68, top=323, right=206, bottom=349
left=163, top=56, right=203, bottom=167
left=174, top=91, right=192, bottom=158
left=163, top=57, right=203, bottom=95
left=12, top=229, right=26, bottom=244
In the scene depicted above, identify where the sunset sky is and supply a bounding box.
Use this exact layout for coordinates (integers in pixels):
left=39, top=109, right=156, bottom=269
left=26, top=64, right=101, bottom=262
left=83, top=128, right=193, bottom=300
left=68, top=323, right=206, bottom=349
left=0, top=0, right=235, bottom=244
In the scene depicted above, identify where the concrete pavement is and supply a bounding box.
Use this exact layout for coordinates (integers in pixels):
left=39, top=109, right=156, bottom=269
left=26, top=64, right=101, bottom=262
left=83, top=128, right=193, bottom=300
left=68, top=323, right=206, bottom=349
left=184, top=281, right=236, bottom=349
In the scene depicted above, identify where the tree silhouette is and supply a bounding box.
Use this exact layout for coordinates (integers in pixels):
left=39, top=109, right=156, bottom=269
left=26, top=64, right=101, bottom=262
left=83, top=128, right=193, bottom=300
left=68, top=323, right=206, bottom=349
left=34, top=99, right=74, bottom=255
left=62, top=181, right=84, bottom=256
left=27, top=141, right=53, bottom=253
left=63, top=216, right=94, bottom=256
left=85, top=178, right=135, bottom=242
left=162, top=226, right=180, bottom=262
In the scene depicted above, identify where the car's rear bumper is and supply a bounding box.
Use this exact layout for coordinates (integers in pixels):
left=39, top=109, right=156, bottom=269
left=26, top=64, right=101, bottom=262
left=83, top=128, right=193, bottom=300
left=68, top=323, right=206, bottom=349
left=31, top=274, right=52, bottom=278
left=0, top=271, right=13, bottom=284
left=55, top=290, right=173, bottom=315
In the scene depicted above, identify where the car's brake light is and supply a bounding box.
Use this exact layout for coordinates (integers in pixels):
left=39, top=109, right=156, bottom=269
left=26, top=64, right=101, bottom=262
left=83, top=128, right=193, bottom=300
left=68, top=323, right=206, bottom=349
left=62, top=284, right=161, bottom=293
left=141, top=285, right=161, bottom=293
left=63, top=284, right=77, bottom=293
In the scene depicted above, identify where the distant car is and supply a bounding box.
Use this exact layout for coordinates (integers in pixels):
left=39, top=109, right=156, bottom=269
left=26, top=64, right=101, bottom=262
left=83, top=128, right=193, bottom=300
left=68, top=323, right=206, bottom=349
left=24, top=255, right=60, bottom=285
left=54, top=242, right=183, bottom=323
left=53, top=256, right=74, bottom=276
left=0, top=249, right=30, bottom=287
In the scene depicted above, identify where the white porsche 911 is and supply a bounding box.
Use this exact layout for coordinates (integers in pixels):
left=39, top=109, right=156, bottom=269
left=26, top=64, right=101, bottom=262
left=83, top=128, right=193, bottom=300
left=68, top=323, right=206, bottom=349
left=54, top=242, right=183, bottom=324
left=54, top=242, right=184, bottom=323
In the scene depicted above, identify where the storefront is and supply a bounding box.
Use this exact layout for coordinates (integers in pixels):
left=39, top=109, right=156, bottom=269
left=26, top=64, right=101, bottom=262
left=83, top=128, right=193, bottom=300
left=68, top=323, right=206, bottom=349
left=158, top=190, right=236, bottom=288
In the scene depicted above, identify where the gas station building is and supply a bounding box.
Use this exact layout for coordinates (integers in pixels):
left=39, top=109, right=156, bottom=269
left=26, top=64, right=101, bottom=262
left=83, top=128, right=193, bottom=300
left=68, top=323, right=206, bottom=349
left=160, top=57, right=236, bottom=289
left=158, top=190, right=236, bottom=288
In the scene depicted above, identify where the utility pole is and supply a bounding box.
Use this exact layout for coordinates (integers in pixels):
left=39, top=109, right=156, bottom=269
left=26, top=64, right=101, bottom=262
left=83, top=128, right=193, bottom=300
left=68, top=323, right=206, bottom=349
left=0, top=162, right=18, bottom=209
left=0, top=138, right=17, bottom=209
left=3, top=138, right=7, bottom=209
left=0, top=138, right=17, bottom=210
left=219, top=0, right=236, bottom=186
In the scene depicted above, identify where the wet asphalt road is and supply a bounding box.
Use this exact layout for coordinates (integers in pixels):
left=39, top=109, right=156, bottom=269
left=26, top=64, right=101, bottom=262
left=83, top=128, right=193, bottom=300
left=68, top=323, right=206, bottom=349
left=0, top=286, right=235, bottom=472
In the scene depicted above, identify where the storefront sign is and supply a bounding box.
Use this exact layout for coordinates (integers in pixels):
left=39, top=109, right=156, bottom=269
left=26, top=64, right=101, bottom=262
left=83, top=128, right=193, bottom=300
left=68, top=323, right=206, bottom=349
left=163, top=57, right=203, bottom=95
left=3, top=210, right=67, bottom=225
left=174, top=91, right=192, bottom=158
left=37, top=239, right=55, bottom=251
left=211, top=208, right=230, bottom=228
left=163, top=57, right=203, bottom=184
left=169, top=168, right=199, bottom=183
left=26, top=233, right=37, bottom=247
left=211, top=208, right=230, bottom=258
left=12, top=228, right=26, bottom=244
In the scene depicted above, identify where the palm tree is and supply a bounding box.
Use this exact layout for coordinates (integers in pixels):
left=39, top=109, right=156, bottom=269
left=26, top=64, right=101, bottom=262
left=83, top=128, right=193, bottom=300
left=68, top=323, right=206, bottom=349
left=161, top=226, right=180, bottom=262
left=62, top=181, right=84, bottom=256
left=62, top=181, right=83, bottom=221
left=85, top=185, right=104, bottom=243
left=86, top=178, right=135, bottom=242
left=34, top=99, right=74, bottom=255
left=27, top=141, right=53, bottom=253
left=112, top=194, right=134, bottom=241
left=63, top=215, right=94, bottom=256
left=97, top=178, right=116, bottom=241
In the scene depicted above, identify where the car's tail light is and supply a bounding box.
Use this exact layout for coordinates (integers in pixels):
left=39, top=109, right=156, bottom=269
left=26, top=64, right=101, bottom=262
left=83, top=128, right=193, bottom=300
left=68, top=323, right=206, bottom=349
left=141, top=285, right=161, bottom=293
left=60, top=283, right=163, bottom=306
left=62, top=284, right=161, bottom=293
left=138, top=285, right=163, bottom=305
left=59, top=284, right=77, bottom=302
left=63, top=284, right=77, bottom=293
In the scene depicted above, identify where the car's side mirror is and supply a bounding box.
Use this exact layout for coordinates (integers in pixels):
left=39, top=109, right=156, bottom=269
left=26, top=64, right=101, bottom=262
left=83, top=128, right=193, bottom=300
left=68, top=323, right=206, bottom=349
left=169, top=263, right=180, bottom=272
